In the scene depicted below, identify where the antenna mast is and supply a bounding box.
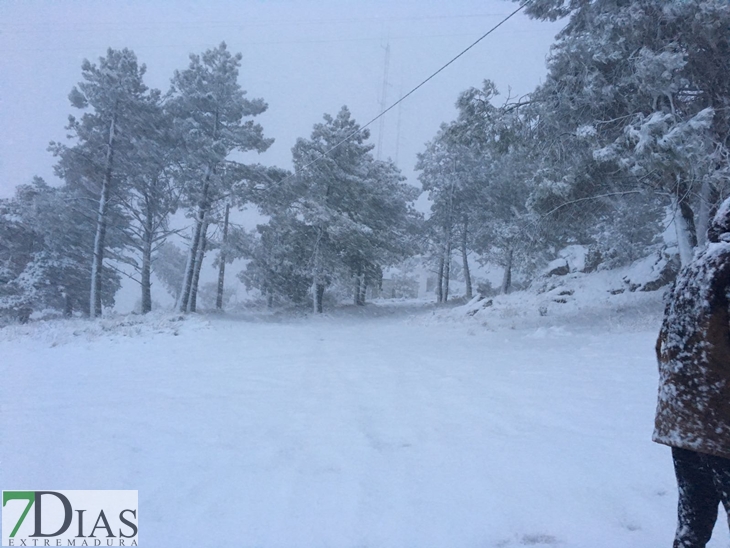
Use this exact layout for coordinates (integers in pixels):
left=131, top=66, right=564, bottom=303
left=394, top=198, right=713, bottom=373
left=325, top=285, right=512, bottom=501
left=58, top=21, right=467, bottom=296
left=395, top=81, right=403, bottom=166
left=377, top=42, right=391, bottom=161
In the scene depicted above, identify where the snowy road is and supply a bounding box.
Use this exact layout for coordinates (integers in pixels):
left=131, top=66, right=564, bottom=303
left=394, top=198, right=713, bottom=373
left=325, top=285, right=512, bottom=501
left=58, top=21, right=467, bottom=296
left=2, top=307, right=729, bottom=547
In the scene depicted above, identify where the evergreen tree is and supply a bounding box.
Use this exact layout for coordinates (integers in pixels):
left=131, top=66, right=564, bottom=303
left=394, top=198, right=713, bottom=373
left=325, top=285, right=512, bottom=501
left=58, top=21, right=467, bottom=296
left=0, top=179, right=120, bottom=322
left=249, top=106, right=420, bottom=312
left=168, top=42, right=272, bottom=313
left=116, top=93, right=181, bottom=313
left=290, top=106, right=418, bottom=312
left=238, top=216, right=315, bottom=307
left=513, top=0, right=730, bottom=265
left=418, top=82, right=541, bottom=295
left=152, top=241, right=187, bottom=302
left=50, top=48, right=153, bottom=317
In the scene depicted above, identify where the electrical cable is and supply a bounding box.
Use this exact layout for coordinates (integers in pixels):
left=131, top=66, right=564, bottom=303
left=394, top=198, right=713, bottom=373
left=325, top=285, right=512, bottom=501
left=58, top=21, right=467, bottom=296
left=289, top=0, right=532, bottom=180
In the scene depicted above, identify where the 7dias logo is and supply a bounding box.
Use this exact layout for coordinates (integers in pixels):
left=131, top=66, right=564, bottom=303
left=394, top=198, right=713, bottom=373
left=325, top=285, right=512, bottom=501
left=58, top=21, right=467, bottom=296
left=2, top=491, right=138, bottom=547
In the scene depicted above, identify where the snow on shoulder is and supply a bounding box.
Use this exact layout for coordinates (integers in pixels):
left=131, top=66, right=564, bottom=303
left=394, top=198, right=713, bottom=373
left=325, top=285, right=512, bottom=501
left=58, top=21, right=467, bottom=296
left=0, top=310, right=210, bottom=346
left=431, top=257, right=668, bottom=334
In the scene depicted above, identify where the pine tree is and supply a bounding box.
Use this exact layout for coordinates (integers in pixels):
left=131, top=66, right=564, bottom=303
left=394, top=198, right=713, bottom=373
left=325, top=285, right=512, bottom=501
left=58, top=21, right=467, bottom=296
left=51, top=48, right=152, bottom=317
left=168, top=42, right=272, bottom=313
left=116, top=92, right=181, bottom=313
left=418, top=82, right=541, bottom=295
left=248, top=107, right=420, bottom=312
left=152, top=242, right=187, bottom=302
left=514, top=0, right=730, bottom=265
left=0, top=179, right=120, bottom=322
left=238, top=216, right=315, bottom=307
left=289, top=106, right=419, bottom=312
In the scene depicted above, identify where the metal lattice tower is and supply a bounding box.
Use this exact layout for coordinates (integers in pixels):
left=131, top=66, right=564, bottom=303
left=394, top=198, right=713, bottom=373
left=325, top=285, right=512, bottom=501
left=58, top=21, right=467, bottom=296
left=377, top=42, right=391, bottom=161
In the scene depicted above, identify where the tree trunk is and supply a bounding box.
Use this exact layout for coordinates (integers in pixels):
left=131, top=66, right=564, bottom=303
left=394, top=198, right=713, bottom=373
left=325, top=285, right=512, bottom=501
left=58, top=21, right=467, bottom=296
left=359, top=276, right=367, bottom=305
left=312, top=261, right=319, bottom=314
left=189, top=221, right=208, bottom=313
left=353, top=265, right=366, bottom=306
left=140, top=207, right=153, bottom=314
left=312, top=275, right=319, bottom=314
left=696, top=179, right=718, bottom=248
left=216, top=202, right=230, bottom=310
left=672, top=191, right=698, bottom=266
left=90, top=180, right=109, bottom=318
left=461, top=214, right=472, bottom=300
left=141, top=245, right=152, bottom=314
left=501, top=248, right=513, bottom=294
left=443, top=239, right=452, bottom=303
left=178, top=217, right=203, bottom=312
left=90, top=111, right=117, bottom=318
left=316, top=283, right=325, bottom=313
left=178, top=223, right=199, bottom=312
left=312, top=229, right=324, bottom=313
left=436, top=254, right=444, bottom=303
left=442, top=174, right=455, bottom=304
left=354, top=267, right=361, bottom=305
left=179, top=169, right=211, bottom=312
left=64, top=292, right=73, bottom=318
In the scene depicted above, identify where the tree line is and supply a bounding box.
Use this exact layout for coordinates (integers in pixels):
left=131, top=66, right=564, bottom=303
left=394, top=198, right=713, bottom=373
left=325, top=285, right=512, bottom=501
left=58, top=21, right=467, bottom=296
left=0, top=43, right=420, bottom=321
left=2, top=0, right=728, bottom=322
left=419, top=0, right=730, bottom=300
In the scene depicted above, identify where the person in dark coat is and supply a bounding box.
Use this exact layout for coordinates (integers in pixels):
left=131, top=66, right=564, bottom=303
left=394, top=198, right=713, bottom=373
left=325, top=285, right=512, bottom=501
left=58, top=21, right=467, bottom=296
left=654, top=197, right=730, bottom=548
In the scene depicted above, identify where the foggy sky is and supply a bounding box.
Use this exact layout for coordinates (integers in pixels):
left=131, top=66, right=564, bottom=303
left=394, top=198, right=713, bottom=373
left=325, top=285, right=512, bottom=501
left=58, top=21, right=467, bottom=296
left=0, top=0, right=564, bottom=200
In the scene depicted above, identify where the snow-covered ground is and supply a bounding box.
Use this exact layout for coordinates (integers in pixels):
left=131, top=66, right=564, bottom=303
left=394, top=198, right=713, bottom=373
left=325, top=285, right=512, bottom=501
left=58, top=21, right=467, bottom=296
left=2, top=280, right=729, bottom=547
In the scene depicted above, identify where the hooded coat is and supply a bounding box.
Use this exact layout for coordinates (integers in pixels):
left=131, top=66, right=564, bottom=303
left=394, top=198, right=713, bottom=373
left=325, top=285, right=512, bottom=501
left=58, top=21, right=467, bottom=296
left=653, top=198, right=730, bottom=459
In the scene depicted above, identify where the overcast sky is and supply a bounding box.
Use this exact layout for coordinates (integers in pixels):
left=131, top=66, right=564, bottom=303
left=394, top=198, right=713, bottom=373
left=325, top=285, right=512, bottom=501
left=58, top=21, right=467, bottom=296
left=0, top=0, right=564, bottom=200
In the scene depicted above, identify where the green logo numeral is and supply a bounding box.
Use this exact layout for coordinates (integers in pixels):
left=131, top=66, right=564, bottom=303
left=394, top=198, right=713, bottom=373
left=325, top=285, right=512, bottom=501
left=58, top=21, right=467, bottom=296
left=3, top=491, right=35, bottom=538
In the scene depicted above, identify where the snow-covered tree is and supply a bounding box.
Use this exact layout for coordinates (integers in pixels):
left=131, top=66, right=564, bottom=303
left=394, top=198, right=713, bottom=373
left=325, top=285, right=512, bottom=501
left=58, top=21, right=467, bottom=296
left=0, top=179, right=120, bottom=322
left=249, top=106, right=420, bottom=312
left=116, top=94, right=181, bottom=313
left=515, top=0, right=730, bottom=265
left=290, top=107, right=419, bottom=312
left=168, top=42, right=272, bottom=313
left=152, top=241, right=187, bottom=301
left=418, top=81, right=542, bottom=295
left=238, top=216, right=315, bottom=307
left=50, top=48, right=153, bottom=317
left=417, top=126, right=484, bottom=300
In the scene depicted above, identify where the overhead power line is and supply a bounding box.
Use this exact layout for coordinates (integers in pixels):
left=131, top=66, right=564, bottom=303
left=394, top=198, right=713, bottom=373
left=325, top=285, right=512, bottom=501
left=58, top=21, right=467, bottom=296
left=1, top=12, right=527, bottom=34
left=292, top=0, right=532, bottom=178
